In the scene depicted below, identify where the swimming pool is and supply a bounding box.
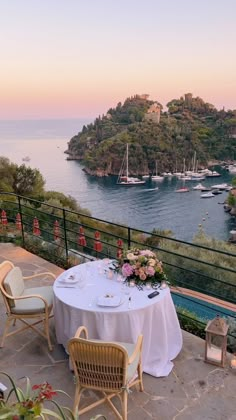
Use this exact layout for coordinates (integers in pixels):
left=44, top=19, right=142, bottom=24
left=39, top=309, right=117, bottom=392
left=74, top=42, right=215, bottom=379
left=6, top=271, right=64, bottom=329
left=172, top=292, right=235, bottom=321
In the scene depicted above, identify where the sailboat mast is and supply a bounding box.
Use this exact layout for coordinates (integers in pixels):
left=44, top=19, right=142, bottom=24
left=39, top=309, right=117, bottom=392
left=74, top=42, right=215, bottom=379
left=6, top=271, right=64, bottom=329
left=126, top=143, right=129, bottom=179
left=193, top=151, right=196, bottom=172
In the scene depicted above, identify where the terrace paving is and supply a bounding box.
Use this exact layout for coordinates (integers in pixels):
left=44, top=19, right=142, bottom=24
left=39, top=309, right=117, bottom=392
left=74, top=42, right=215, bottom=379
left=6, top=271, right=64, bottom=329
left=0, top=243, right=235, bottom=420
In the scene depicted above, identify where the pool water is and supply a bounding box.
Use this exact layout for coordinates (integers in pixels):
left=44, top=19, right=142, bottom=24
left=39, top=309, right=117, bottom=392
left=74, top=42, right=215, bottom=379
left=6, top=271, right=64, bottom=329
left=172, top=293, right=235, bottom=321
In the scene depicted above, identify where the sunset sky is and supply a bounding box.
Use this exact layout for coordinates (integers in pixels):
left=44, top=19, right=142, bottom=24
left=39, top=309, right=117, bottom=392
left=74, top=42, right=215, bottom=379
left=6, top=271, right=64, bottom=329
left=1, top=0, right=236, bottom=120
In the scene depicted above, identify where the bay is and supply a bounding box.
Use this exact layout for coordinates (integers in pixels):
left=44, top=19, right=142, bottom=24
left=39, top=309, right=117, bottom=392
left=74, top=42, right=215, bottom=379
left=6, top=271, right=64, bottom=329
left=0, top=119, right=235, bottom=242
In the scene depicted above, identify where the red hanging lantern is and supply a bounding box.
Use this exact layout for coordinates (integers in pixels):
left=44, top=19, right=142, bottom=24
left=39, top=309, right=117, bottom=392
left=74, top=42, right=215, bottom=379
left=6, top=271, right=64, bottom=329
left=33, top=217, right=41, bottom=236
left=53, top=220, right=60, bottom=241
left=94, top=231, right=102, bottom=252
left=1, top=210, right=8, bottom=226
left=15, top=213, right=22, bottom=230
left=78, top=226, right=86, bottom=246
left=117, top=238, right=123, bottom=259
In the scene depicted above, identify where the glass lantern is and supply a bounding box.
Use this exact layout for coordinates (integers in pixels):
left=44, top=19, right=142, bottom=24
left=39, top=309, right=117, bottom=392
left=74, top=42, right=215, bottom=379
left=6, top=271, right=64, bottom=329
left=205, top=315, right=229, bottom=368
left=230, top=354, right=236, bottom=370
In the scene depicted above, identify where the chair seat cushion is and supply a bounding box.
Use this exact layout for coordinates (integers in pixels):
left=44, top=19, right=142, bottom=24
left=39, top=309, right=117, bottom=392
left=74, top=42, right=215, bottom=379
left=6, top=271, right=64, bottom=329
left=118, top=341, right=140, bottom=382
left=11, top=286, right=53, bottom=314
left=89, top=339, right=140, bottom=382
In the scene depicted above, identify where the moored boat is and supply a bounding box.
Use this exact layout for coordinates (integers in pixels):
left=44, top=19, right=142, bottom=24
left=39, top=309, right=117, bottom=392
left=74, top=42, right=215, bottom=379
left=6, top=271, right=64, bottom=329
left=211, top=189, right=222, bottom=195
left=201, top=192, right=215, bottom=198
left=117, top=144, right=145, bottom=186
left=193, top=183, right=205, bottom=190
left=151, top=161, right=164, bottom=181
left=175, top=186, right=190, bottom=193
left=206, top=170, right=221, bottom=177
left=211, top=183, right=228, bottom=190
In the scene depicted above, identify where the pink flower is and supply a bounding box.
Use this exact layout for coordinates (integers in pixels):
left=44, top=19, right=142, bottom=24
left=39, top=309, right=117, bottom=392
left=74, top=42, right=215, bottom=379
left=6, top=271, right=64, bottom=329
left=139, top=250, right=154, bottom=257
left=146, top=266, right=155, bottom=276
left=122, top=263, right=134, bottom=277
left=139, top=271, right=147, bottom=281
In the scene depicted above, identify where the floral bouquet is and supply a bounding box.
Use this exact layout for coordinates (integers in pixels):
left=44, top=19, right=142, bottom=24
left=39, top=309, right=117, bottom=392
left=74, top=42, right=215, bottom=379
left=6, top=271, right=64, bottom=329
left=120, top=248, right=168, bottom=289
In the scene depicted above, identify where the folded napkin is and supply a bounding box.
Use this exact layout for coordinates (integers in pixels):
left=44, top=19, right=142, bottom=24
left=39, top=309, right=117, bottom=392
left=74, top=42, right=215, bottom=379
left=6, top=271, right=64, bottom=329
left=97, top=295, right=121, bottom=307
left=58, top=273, right=78, bottom=284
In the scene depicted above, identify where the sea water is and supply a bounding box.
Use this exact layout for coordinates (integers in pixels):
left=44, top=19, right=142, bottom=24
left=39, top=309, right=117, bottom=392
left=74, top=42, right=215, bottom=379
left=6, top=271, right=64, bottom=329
left=0, top=119, right=235, bottom=242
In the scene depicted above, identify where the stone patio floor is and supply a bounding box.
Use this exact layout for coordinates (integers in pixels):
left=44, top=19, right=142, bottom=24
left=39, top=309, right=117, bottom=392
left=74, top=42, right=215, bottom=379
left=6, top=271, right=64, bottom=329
left=0, top=243, right=235, bottom=420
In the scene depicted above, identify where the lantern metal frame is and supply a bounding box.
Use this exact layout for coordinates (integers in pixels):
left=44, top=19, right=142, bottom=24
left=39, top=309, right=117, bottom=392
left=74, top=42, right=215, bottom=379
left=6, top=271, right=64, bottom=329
left=204, top=315, right=229, bottom=368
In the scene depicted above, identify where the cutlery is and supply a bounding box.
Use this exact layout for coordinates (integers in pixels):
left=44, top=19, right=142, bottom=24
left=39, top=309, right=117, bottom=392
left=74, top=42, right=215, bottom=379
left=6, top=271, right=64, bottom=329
left=56, top=285, right=77, bottom=288
left=128, top=297, right=131, bottom=309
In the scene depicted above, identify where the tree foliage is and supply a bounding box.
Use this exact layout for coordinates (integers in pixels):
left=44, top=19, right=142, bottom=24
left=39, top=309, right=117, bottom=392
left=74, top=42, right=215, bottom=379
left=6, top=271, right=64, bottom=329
left=12, top=165, right=45, bottom=196
left=66, top=93, right=236, bottom=175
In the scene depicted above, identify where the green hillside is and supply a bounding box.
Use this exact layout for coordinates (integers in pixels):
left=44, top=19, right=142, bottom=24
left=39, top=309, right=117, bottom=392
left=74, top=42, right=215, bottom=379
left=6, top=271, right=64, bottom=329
left=65, top=93, right=236, bottom=176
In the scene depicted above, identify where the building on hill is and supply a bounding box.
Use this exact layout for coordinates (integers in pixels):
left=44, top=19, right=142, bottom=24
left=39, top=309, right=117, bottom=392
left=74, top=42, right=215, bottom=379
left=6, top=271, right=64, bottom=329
left=184, top=93, right=193, bottom=105
left=138, top=94, right=150, bottom=100
left=144, top=102, right=161, bottom=124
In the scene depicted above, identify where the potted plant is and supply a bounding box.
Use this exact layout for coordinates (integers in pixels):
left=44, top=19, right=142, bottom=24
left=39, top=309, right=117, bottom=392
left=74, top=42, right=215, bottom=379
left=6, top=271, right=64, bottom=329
left=0, top=372, right=77, bottom=419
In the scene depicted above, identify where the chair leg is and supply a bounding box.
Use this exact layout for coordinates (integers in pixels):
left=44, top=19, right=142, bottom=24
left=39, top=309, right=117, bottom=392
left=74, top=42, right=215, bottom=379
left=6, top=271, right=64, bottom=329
left=73, top=385, right=82, bottom=415
left=121, top=390, right=128, bottom=420
left=44, top=315, right=52, bottom=351
left=0, top=317, right=12, bottom=348
left=138, top=362, right=144, bottom=392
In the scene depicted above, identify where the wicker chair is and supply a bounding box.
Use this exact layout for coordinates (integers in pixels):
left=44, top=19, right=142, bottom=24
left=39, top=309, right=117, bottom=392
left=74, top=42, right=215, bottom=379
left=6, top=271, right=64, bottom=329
left=68, top=326, right=144, bottom=420
left=0, top=260, right=55, bottom=351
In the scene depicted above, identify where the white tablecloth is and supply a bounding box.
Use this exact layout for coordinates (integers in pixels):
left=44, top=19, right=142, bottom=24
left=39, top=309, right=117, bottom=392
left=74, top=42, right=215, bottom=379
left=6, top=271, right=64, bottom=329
left=53, top=260, right=182, bottom=377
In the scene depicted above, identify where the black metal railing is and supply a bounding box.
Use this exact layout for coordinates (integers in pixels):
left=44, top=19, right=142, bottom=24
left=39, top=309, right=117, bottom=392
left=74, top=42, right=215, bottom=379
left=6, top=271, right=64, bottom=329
left=0, top=192, right=235, bottom=346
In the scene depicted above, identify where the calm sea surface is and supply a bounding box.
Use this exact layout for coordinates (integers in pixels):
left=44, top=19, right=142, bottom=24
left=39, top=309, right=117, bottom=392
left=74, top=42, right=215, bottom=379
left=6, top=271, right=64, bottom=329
left=0, top=119, right=235, bottom=242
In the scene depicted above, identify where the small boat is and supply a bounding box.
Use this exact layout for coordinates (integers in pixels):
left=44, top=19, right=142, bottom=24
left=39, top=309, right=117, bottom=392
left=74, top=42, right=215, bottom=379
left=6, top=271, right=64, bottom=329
left=179, top=175, right=192, bottom=181
left=175, top=187, right=189, bottom=193
left=206, top=170, right=221, bottom=177
left=173, top=172, right=182, bottom=177
left=201, top=192, right=215, bottom=198
left=211, top=189, right=222, bottom=195
left=175, top=159, right=189, bottom=192
left=117, top=144, right=145, bottom=186
left=191, top=175, right=205, bottom=181
left=211, top=183, right=228, bottom=190
left=142, top=175, right=150, bottom=179
left=162, top=172, right=173, bottom=177
left=193, top=183, right=205, bottom=190
left=200, top=187, right=211, bottom=191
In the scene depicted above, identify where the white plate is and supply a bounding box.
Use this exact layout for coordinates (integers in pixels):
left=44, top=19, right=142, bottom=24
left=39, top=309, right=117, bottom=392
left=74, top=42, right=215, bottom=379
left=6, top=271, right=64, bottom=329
left=97, top=294, right=123, bottom=307
left=58, top=274, right=78, bottom=284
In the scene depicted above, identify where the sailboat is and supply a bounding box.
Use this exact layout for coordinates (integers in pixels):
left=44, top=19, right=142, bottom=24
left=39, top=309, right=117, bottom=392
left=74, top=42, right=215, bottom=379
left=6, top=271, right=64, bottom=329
left=117, top=144, right=145, bottom=186
left=151, top=161, right=164, bottom=181
left=175, top=158, right=190, bottom=192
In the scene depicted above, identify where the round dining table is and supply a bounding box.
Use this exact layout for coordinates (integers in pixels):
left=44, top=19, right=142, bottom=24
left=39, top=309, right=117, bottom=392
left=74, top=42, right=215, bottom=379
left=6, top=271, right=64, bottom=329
left=53, top=260, right=183, bottom=377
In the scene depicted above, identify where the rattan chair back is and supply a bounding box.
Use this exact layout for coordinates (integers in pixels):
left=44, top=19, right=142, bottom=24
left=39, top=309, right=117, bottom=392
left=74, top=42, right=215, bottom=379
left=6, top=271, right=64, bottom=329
left=68, top=326, right=143, bottom=420
left=69, top=338, right=128, bottom=392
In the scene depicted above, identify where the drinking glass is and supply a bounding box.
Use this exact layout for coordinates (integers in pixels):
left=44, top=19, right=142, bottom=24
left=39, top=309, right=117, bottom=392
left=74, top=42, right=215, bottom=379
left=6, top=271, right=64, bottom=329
left=124, top=283, right=131, bottom=296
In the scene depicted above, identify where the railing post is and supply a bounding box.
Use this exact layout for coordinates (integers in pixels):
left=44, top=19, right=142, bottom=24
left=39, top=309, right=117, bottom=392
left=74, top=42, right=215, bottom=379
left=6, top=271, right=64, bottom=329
left=17, top=195, right=25, bottom=248
left=127, top=227, right=131, bottom=248
left=62, top=208, right=68, bottom=263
